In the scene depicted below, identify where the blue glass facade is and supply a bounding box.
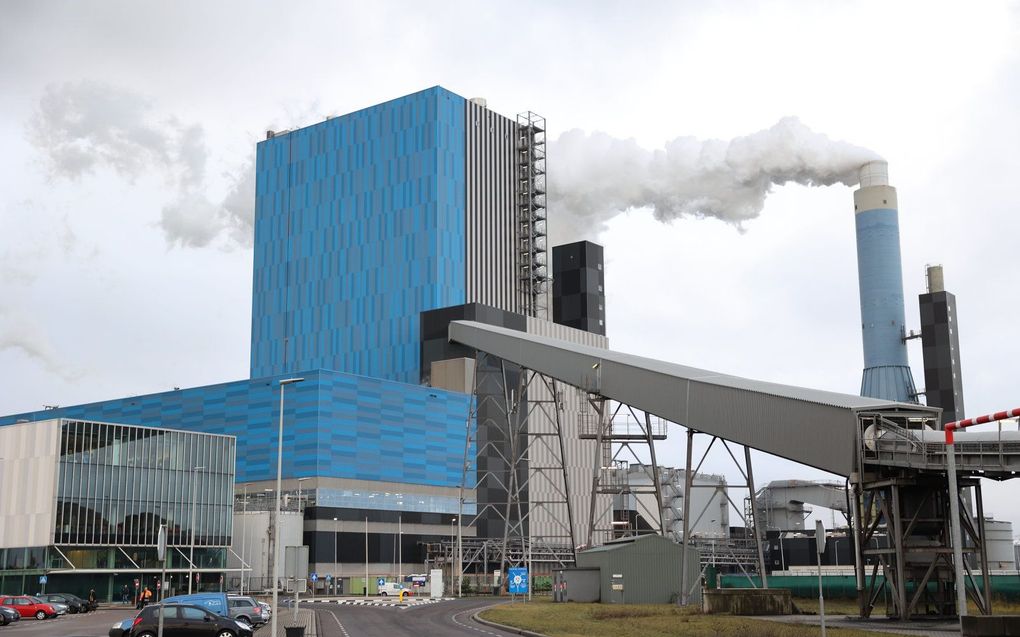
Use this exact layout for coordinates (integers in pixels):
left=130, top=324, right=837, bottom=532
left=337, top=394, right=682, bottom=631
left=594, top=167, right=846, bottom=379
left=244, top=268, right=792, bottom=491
left=251, top=86, right=467, bottom=384
left=0, top=371, right=473, bottom=489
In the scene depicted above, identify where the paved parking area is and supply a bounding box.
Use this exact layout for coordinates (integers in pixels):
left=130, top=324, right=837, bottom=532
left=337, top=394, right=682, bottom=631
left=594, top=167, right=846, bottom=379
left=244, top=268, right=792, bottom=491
left=0, top=609, right=136, bottom=637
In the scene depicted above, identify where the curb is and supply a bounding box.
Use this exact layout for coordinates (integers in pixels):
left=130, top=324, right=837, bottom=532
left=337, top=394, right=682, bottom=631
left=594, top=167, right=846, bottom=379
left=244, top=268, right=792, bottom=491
left=471, top=606, right=548, bottom=637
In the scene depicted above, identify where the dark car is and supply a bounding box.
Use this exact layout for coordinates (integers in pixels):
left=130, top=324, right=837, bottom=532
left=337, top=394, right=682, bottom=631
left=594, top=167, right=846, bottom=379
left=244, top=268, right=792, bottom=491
left=127, top=603, right=253, bottom=637
left=0, top=595, right=58, bottom=619
left=109, top=616, right=134, bottom=637
left=0, top=605, right=21, bottom=625
left=38, top=592, right=89, bottom=613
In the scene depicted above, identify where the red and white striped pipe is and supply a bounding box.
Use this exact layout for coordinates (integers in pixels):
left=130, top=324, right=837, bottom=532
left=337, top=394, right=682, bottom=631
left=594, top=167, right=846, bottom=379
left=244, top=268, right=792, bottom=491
left=944, top=408, right=1020, bottom=444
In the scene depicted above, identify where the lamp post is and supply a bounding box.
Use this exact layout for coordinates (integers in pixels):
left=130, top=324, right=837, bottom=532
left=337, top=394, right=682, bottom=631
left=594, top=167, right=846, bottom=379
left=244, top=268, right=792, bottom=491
left=398, top=514, right=402, bottom=584
left=188, top=465, right=206, bottom=594
left=450, top=517, right=457, bottom=596
left=271, top=377, right=304, bottom=637
left=333, top=517, right=339, bottom=596
left=239, top=485, right=247, bottom=595
left=296, top=477, right=310, bottom=597
left=364, top=516, right=369, bottom=597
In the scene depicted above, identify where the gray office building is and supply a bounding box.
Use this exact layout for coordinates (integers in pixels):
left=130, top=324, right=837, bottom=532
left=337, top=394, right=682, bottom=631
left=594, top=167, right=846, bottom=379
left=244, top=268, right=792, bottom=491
left=0, top=419, right=235, bottom=601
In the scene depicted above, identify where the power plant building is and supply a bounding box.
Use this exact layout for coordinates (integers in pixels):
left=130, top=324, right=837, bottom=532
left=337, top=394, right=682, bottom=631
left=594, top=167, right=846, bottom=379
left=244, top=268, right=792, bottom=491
left=0, top=86, right=606, bottom=595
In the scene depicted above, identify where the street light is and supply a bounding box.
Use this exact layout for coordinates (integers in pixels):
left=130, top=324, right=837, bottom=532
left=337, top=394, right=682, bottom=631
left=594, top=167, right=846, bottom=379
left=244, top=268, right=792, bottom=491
left=333, top=517, right=339, bottom=596
left=188, top=465, right=207, bottom=594
left=271, top=377, right=304, bottom=637
left=239, top=485, right=247, bottom=595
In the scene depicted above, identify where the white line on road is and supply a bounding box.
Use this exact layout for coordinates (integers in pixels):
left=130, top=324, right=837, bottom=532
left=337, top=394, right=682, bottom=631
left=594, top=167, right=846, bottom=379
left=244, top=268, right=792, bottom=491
left=450, top=606, right=504, bottom=637
left=326, top=607, right=351, bottom=637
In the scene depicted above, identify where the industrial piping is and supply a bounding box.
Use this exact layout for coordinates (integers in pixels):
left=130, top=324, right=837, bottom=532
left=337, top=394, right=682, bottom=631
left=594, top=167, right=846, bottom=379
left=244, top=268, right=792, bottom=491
left=944, top=407, right=1020, bottom=623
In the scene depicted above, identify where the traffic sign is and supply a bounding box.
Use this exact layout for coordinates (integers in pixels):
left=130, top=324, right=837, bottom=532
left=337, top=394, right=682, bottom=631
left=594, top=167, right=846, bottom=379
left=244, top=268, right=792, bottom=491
left=377, top=577, right=385, bottom=587
left=508, top=567, right=528, bottom=594
left=39, top=575, right=47, bottom=585
left=326, top=574, right=332, bottom=581
left=310, top=572, right=318, bottom=582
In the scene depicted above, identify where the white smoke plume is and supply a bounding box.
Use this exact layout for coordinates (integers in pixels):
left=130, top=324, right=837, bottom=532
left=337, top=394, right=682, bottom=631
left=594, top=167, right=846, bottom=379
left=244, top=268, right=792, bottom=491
left=28, top=81, right=253, bottom=248
left=0, top=308, right=84, bottom=382
left=548, top=116, right=881, bottom=242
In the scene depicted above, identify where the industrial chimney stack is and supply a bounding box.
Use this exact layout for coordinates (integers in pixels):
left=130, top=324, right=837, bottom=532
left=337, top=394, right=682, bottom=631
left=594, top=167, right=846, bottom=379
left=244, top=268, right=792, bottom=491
left=853, top=161, right=918, bottom=402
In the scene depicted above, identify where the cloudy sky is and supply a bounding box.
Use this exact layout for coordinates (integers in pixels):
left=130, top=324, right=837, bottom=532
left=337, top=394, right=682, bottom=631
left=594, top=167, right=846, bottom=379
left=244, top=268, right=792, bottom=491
left=2, top=1, right=1019, bottom=530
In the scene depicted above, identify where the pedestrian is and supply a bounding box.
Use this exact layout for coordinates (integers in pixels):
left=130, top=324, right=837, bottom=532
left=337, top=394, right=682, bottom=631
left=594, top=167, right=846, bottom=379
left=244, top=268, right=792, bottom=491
left=142, top=586, right=152, bottom=607
left=122, top=584, right=129, bottom=604
left=88, top=589, right=97, bottom=611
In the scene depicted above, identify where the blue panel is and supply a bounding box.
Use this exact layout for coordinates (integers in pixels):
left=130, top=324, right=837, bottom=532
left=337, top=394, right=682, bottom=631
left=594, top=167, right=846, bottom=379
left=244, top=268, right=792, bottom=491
left=0, top=371, right=475, bottom=489
left=250, top=86, right=467, bottom=384
left=855, top=207, right=916, bottom=401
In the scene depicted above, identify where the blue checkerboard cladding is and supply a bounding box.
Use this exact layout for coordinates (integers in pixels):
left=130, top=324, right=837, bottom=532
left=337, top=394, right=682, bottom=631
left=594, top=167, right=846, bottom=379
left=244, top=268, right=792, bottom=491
left=0, top=370, right=474, bottom=489
left=250, top=86, right=467, bottom=384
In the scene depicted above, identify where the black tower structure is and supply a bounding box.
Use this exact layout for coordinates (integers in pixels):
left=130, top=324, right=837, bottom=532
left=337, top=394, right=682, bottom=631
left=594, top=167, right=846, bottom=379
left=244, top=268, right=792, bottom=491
left=918, top=265, right=965, bottom=424
left=552, top=240, right=606, bottom=336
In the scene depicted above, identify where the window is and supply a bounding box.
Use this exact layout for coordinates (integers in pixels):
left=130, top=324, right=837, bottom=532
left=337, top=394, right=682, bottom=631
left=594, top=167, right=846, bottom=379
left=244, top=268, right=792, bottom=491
left=156, top=606, right=178, bottom=620
left=180, top=606, right=208, bottom=620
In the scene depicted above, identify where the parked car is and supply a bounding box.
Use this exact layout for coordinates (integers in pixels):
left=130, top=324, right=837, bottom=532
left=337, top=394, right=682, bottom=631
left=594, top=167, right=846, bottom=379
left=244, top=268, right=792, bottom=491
left=127, top=603, right=253, bottom=637
left=38, top=593, right=89, bottom=613
left=161, top=592, right=228, bottom=616
left=46, top=599, right=69, bottom=615
left=109, top=617, right=134, bottom=637
left=257, top=601, right=271, bottom=619
left=0, top=605, right=21, bottom=625
left=226, top=595, right=265, bottom=626
left=378, top=581, right=405, bottom=596
left=0, top=595, right=58, bottom=619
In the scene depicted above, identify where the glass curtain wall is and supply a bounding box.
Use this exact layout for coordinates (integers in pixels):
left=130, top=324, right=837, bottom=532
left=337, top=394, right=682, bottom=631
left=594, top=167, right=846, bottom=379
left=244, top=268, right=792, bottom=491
left=54, top=420, right=235, bottom=547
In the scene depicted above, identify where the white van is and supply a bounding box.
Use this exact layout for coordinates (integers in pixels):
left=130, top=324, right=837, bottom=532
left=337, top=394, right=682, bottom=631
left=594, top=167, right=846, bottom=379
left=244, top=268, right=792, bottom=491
left=378, top=582, right=405, bottom=596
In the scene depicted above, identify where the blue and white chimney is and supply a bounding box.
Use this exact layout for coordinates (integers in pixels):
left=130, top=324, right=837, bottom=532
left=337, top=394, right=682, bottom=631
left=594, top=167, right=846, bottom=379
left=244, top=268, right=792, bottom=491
left=853, top=160, right=918, bottom=402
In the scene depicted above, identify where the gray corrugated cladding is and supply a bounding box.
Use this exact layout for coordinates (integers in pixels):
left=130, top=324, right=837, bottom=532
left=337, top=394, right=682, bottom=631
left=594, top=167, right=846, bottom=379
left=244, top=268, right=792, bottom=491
left=448, top=321, right=940, bottom=476
left=465, top=100, right=518, bottom=313
left=575, top=535, right=701, bottom=604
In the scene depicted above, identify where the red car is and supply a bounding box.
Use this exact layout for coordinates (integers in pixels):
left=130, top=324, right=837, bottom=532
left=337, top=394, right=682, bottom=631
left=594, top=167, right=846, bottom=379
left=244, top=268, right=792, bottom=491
left=0, top=595, right=58, bottom=619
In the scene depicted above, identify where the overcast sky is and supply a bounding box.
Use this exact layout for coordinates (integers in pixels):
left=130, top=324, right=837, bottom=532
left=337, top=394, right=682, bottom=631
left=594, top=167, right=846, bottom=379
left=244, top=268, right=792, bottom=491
left=2, top=1, right=1019, bottom=532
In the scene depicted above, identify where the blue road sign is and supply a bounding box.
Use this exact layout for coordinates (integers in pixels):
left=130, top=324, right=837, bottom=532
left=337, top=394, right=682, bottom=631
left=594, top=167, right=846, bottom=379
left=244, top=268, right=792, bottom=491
left=310, top=572, right=318, bottom=582
left=39, top=575, right=47, bottom=585
left=508, top=567, right=528, bottom=595
left=377, top=577, right=385, bottom=587
left=326, top=574, right=332, bottom=581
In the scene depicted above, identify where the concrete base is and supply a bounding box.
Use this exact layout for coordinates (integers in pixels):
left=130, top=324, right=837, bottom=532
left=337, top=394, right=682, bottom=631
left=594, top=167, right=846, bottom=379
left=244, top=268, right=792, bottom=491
left=962, top=615, right=1020, bottom=636
left=702, top=588, right=792, bottom=616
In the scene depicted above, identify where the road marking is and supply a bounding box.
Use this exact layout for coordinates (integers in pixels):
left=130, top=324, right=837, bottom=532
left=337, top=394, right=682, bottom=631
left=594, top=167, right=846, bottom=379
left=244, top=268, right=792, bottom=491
left=450, top=606, right=504, bottom=637
left=326, top=607, right=352, bottom=637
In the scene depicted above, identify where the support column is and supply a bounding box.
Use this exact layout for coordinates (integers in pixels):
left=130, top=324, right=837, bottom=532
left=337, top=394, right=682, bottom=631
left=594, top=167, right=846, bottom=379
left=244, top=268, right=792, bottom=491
left=850, top=479, right=866, bottom=617
left=679, top=427, right=695, bottom=605
left=645, top=413, right=666, bottom=534
left=744, top=446, right=768, bottom=589
left=975, top=482, right=992, bottom=615
left=890, top=484, right=908, bottom=619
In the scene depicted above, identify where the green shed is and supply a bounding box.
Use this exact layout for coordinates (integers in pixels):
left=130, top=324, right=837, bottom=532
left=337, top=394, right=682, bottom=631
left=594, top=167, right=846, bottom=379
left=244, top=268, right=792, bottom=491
left=575, top=534, right=701, bottom=604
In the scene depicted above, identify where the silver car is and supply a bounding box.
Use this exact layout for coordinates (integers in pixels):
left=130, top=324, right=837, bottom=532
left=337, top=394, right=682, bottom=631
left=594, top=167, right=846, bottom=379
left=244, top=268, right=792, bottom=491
left=226, top=595, right=267, bottom=626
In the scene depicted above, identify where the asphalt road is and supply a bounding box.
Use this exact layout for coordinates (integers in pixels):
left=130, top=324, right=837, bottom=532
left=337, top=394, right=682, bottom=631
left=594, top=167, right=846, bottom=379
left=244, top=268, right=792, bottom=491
left=0, top=609, right=137, bottom=637
left=313, top=599, right=520, bottom=637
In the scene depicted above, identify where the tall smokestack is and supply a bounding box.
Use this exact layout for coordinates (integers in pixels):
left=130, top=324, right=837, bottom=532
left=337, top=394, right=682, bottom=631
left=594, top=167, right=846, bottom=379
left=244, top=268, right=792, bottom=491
left=853, top=160, right=918, bottom=402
